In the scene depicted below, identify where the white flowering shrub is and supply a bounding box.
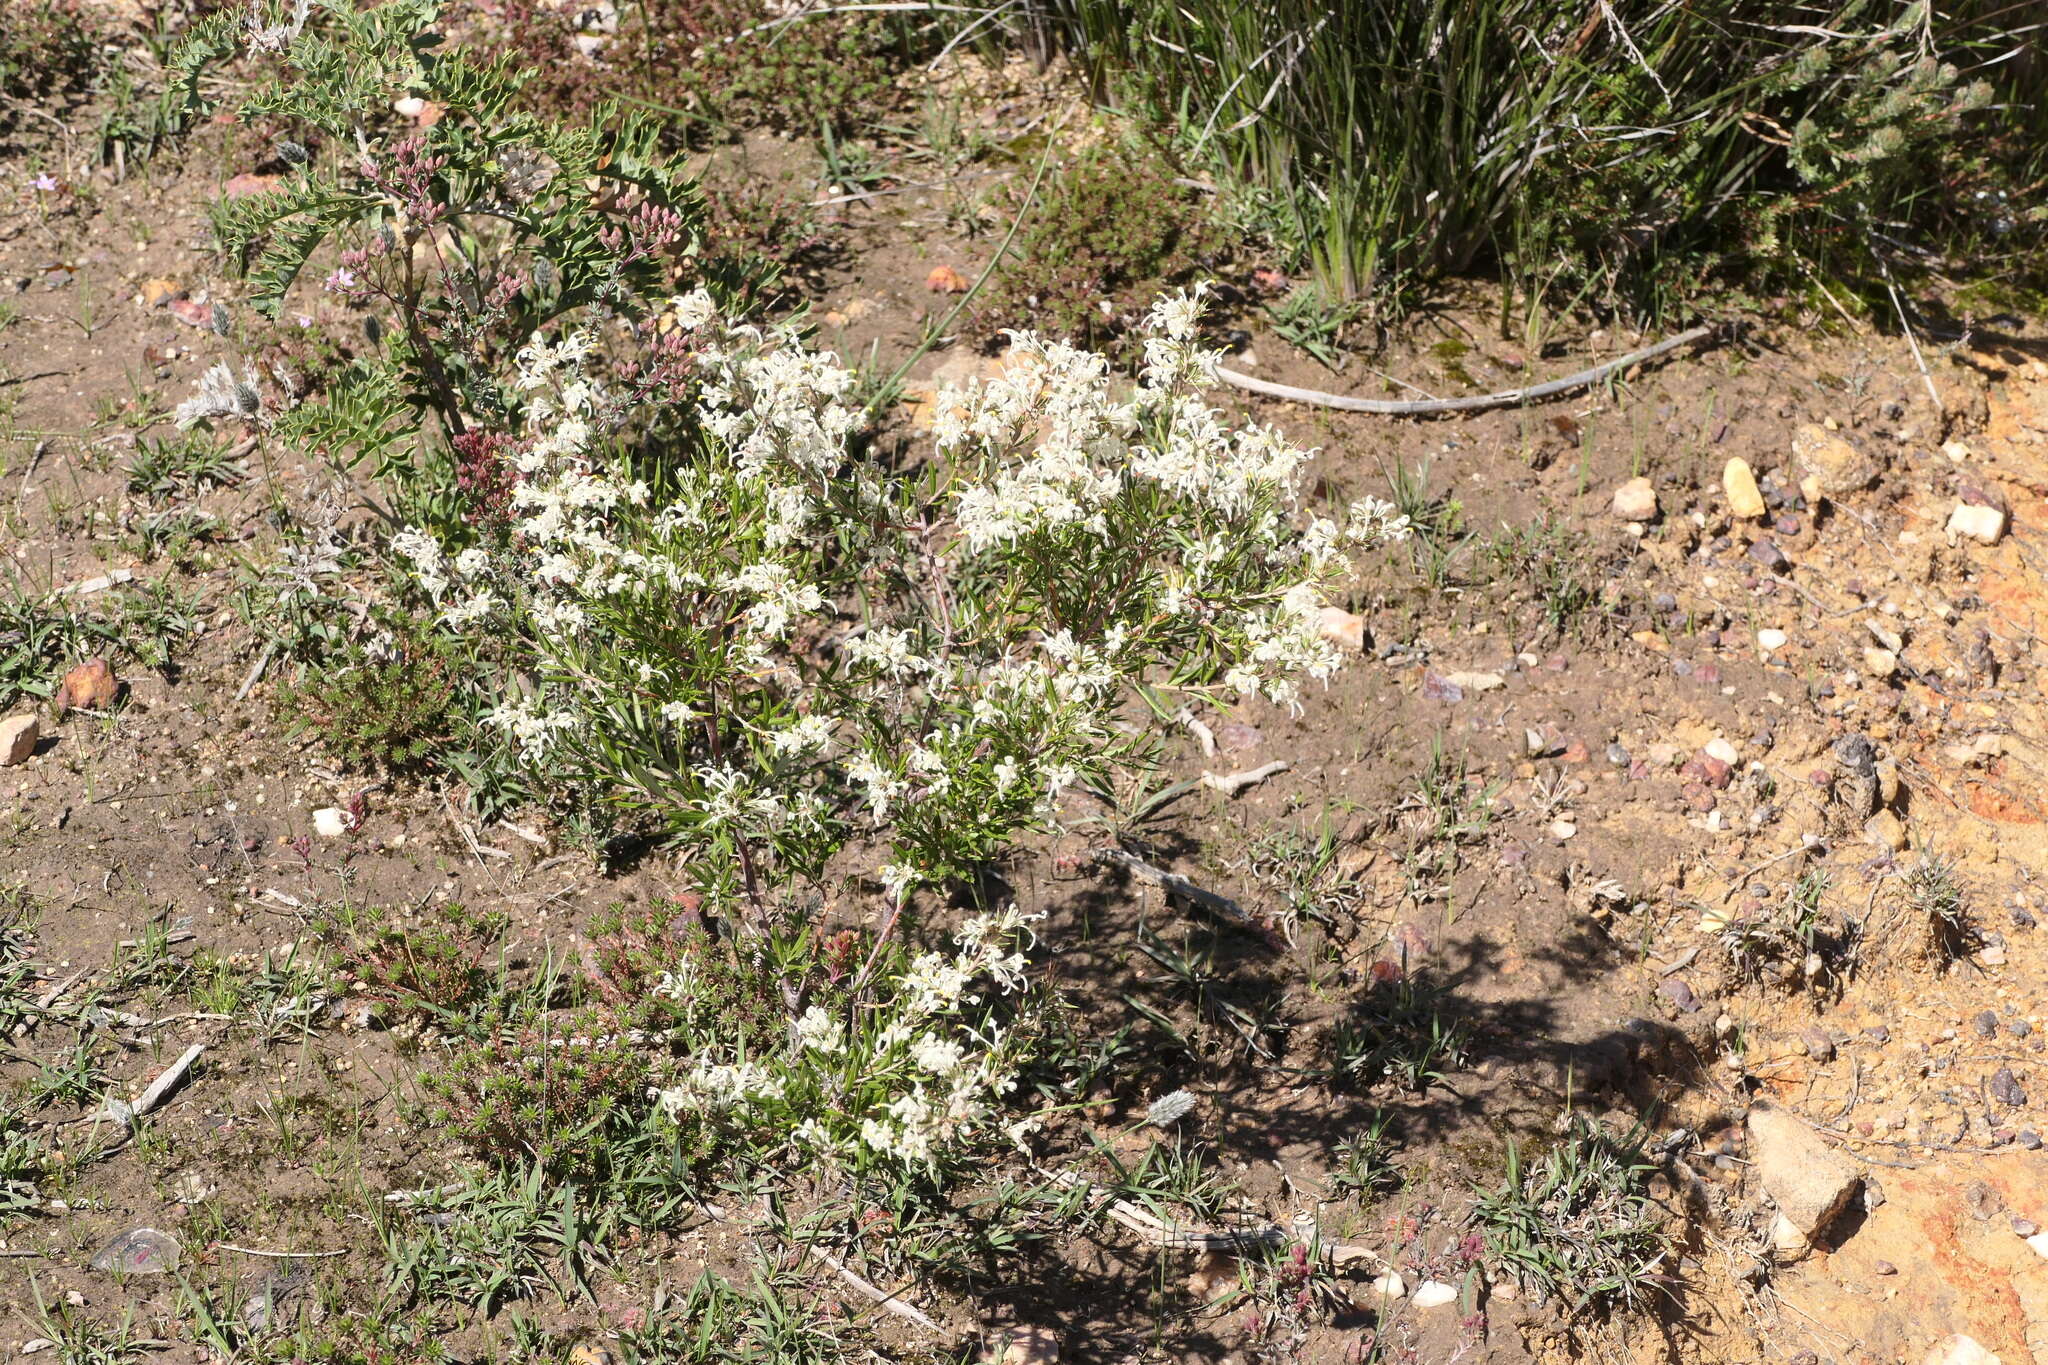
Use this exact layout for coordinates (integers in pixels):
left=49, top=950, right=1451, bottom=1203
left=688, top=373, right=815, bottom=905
left=649, top=906, right=1039, bottom=1170
left=401, top=286, right=1407, bottom=900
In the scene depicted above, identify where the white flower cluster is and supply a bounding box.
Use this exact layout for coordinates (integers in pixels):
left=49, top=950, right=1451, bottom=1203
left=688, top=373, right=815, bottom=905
left=650, top=906, right=1038, bottom=1169
left=397, top=283, right=1405, bottom=946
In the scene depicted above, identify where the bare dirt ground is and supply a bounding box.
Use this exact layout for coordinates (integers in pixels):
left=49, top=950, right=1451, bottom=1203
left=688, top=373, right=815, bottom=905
left=4, top=27, right=2048, bottom=1365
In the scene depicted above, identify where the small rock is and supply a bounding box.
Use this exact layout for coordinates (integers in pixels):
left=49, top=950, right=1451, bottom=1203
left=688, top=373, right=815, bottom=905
left=2011, top=1216, right=2038, bottom=1237
left=1802, top=1028, right=1834, bottom=1063
left=168, top=296, right=216, bottom=329
left=1606, top=742, right=1630, bottom=766
left=1369, top=1272, right=1406, bottom=1300
left=2028, top=1233, right=2048, bottom=1261
left=1421, top=671, right=1464, bottom=703
left=1748, top=1106, right=1861, bottom=1242
left=995, top=1327, right=1059, bottom=1365
left=53, top=657, right=119, bottom=713
left=1704, top=737, right=1739, bottom=766
left=138, top=277, right=183, bottom=309
left=1409, top=1281, right=1458, bottom=1310
left=1922, top=1335, right=2002, bottom=1365
left=0, top=713, right=37, bottom=766
left=1862, top=647, right=1898, bottom=679
left=925, top=265, right=971, bottom=294
left=1973, top=1010, right=2000, bottom=1039
left=1791, top=423, right=1880, bottom=494
left=1317, top=606, right=1366, bottom=654
left=1658, top=978, right=1700, bottom=1014
left=1550, top=819, right=1577, bottom=840
left=1756, top=628, right=1788, bottom=653
left=1873, top=1259, right=1897, bottom=1276
left=1186, top=1252, right=1237, bottom=1301
left=1947, top=502, right=2007, bottom=545
left=1770, top=1212, right=1811, bottom=1259
left=1611, top=477, right=1658, bottom=522
left=1216, top=723, right=1261, bottom=753
left=1990, top=1067, right=2026, bottom=1107
left=2021, top=1130, right=2043, bottom=1149
left=1723, top=458, right=1767, bottom=519
left=1864, top=811, right=1907, bottom=852
left=1747, top=539, right=1790, bottom=572
left=1964, top=1180, right=2004, bottom=1220
left=1441, top=670, right=1505, bottom=693
left=312, top=807, right=352, bottom=839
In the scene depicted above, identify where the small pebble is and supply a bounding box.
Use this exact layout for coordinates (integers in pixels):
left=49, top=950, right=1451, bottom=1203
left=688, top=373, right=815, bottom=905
left=1757, top=628, right=1788, bottom=652
left=1973, top=1010, right=2000, bottom=1040
left=1658, top=978, right=1700, bottom=1014
left=1606, top=742, right=1630, bottom=766
left=1873, top=1260, right=1897, bottom=1276
left=1991, top=1067, right=2027, bottom=1107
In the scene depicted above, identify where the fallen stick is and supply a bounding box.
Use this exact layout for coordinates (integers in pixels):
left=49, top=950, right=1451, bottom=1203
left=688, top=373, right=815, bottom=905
left=1091, top=848, right=1252, bottom=928
left=1043, top=1168, right=1285, bottom=1251
left=97, top=1043, right=203, bottom=1124
left=384, top=1182, right=465, bottom=1204
left=1200, top=760, right=1289, bottom=796
left=57, top=569, right=136, bottom=597
left=807, top=1246, right=946, bottom=1336
left=1216, top=324, right=1717, bottom=416
left=216, top=1243, right=347, bottom=1259
left=1721, top=834, right=1823, bottom=901
left=234, top=641, right=277, bottom=702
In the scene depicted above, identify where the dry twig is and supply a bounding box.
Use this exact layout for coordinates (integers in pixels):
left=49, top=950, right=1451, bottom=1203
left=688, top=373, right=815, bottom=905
left=1217, top=325, right=1716, bottom=415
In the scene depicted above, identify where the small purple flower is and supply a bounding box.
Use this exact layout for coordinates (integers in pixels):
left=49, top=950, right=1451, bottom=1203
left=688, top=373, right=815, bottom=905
left=294, top=314, right=314, bottom=329
left=322, top=267, right=357, bottom=293
left=31, top=173, right=58, bottom=192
